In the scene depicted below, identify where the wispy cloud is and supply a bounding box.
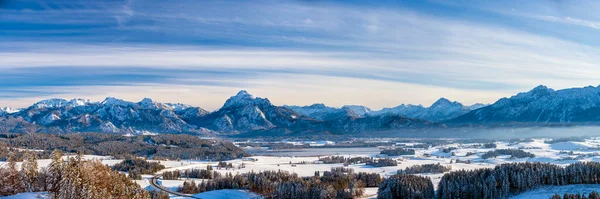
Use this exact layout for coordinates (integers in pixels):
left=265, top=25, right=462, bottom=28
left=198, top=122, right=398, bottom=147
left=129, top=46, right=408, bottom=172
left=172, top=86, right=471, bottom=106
left=2, top=0, right=600, bottom=109
left=534, top=15, right=600, bottom=30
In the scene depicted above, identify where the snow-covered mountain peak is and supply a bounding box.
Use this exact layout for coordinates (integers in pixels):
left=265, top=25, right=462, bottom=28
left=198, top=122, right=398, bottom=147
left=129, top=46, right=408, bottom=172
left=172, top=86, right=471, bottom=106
left=1, top=107, right=20, bottom=113
left=32, top=98, right=91, bottom=109
left=308, top=103, right=327, bottom=109
left=511, top=85, right=556, bottom=101
left=531, top=85, right=551, bottom=91
left=221, top=90, right=271, bottom=109
left=68, top=98, right=91, bottom=106
left=236, top=90, right=253, bottom=98
left=136, top=98, right=193, bottom=111
left=430, top=98, right=459, bottom=108
left=434, top=97, right=451, bottom=103
left=32, top=98, right=68, bottom=109
left=284, top=103, right=339, bottom=119
left=140, top=98, right=154, bottom=104
left=28, top=98, right=92, bottom=109
left=138, top=98, right=158, bottom=109
left=101, top=97, right=133, bottom=107
left=530, top=85, right=554, bottom=93
left=465, top=103, right=488, bottom=110
left=528, top=85, right=554, bottom=95
left=0, top=107, right=21, bottom=116
left=342, top=105, right=372, bottom=116
left=163, top=103, right=193, bottom=112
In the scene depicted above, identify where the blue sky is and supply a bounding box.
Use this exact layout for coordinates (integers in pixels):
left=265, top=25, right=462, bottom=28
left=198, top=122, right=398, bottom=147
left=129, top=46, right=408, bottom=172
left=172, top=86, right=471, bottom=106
left=2, top=0, right=600, bottom=110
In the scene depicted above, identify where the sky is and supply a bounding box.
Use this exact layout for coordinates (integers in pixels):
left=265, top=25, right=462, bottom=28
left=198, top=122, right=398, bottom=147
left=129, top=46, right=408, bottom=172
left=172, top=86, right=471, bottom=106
left=2, top=0, right=600, bottom=110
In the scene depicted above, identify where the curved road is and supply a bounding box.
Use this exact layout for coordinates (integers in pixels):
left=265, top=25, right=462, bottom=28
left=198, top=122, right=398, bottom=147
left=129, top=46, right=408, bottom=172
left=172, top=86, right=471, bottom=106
left=149, top=175, right=201, bottom=199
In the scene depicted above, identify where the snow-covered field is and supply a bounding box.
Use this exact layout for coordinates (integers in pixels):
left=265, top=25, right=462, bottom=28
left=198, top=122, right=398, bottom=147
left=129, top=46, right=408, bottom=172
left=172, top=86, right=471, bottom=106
left=510, top=184, right=600, bottom=199
left=171, top=190, right=260, bottom=199
left=5, top=138, right=600, bottom=198
left=151, top=138, right=600, bottom=190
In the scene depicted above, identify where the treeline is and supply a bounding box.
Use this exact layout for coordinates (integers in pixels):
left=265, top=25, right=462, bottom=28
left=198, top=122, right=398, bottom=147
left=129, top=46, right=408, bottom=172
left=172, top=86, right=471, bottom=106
left=398, top=163, right=451, bottom=174
left=438, top=162, right=600, bottom=199
left=0, top=150, right=169, bottom=198
left=380, top=148, right=415, bottom=156
left=162, top=165, right=221, bottom=180
left=0, top=133, right=247, bottom=161
left=365, top=158, right=398, bottom=167
left=481, top=149, right=535, bottom=159
left=111, top=157, right=166, bottom=180
left=321, top=167, right=382, bottom=187
left=545, top=137, right=587, bottom=144
left=318, top=156, right=373, bottom=164
left=441, top=147, right=458, bottom=153
left=377, top=174, right=434, bottom=199
left=318, top=156, right=398, bottom=167
left=482, top=143, right=497, bottom=148
left=553, top=191, right=600, bottom=199
left=177, top=167, right=382, bottom=199
left=374, top=162, right=600, bottom=199
left=0, top=140, right=52, bottom=161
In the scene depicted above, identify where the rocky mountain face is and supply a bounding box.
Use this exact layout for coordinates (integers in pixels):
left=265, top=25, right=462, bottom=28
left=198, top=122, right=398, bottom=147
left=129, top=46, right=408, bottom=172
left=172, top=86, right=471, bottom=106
left=189, top=90, right=307, bottom=132
left=448, top=85, right=600, bottom=124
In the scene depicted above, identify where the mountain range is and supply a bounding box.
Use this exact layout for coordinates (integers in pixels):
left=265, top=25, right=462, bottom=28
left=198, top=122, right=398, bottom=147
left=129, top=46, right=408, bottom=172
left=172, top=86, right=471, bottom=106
left=3, top=85, right=600, bottom=136
left=448, top=85, right=600, bottom=125
left=286, top=98, right=486, bottom=122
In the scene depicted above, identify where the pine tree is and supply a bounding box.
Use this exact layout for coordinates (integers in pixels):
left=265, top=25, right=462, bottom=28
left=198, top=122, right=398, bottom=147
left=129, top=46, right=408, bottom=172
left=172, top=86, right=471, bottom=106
left=551, top=194, right=561, bottom=199
left=47, top=149, right=63, bottom=198
left=21, top=151, right=39, bottom=192
left=589, top=191, right=600, bottom=199
left=0, top=153, right=25, bottom=196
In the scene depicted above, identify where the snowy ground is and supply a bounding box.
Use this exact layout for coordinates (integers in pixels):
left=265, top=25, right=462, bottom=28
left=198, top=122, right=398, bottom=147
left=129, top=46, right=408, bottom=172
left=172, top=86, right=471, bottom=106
left=0, top=192, right=48, bottom=199
left=510, top=184, right=600, bottom=199
left=5, top=138, right=600, bottom=198
left=152, top=138, right=600, bottom=191
left=171, top=190, right=260, bottom=199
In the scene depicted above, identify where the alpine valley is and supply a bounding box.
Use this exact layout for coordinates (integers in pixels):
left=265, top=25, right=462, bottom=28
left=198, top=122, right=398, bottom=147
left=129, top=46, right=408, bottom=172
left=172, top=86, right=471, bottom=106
left=4, top=85, right=600, bottom=136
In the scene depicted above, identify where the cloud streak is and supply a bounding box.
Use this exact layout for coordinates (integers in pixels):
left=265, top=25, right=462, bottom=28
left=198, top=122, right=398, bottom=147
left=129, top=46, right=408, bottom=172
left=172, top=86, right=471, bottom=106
left=2, top=0, right=600, bottom=109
